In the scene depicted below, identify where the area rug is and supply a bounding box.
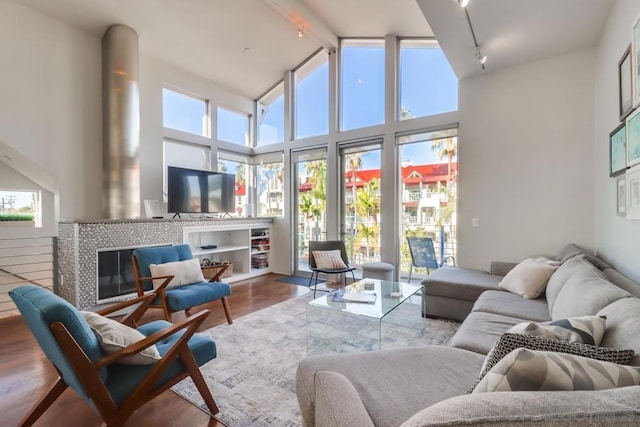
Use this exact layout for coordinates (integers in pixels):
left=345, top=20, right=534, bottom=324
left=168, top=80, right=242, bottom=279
left=275, top=275, right=314, bottom=286
left=172, top=292, right=459, bottom=427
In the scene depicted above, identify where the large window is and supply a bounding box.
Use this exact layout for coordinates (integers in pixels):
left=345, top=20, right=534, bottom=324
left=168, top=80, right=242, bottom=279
left=399, top=40, right=458, bottom=120
left=295, top=50, right=329, bottom=139
left=255, top=153, right=284, bottom=217
left=162, top=88, right=209, bottom=136
left=217, top=106, right=249, bottom=145
left=340, top=39, right=385, bottom=131
left=218, top=151, right=250, bottom=216
left=397, top=128, right=458, bottom=281
left=257, top=82, right=285, bottom=146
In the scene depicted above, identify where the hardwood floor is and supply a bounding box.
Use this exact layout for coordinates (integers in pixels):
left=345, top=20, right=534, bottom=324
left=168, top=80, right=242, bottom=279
left=0, top=274, right=311, bottom=427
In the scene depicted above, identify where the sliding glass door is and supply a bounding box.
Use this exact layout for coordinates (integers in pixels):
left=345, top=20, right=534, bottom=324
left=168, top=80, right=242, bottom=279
left=292, top=148, right=327, bottom=275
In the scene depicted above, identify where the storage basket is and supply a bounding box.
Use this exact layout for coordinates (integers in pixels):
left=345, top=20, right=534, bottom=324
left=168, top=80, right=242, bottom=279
left=203, top=261, right=233, bottom=280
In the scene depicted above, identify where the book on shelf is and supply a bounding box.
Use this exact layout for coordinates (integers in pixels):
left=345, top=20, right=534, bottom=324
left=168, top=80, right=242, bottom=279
left=331, top=289, right=376, bottom=303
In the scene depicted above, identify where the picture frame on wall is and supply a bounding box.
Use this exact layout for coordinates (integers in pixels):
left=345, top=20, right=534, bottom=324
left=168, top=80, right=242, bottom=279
left=617, top=174, right=626, bottom=216
left=610, top=122, right=627, bottom=176
left=627, top=108, right=640, bottom=167
left=619, top=44, right=634, bottom=120
left=634, top=13, right=640, bottom=107
left=626, top=166, right=640, bottom=220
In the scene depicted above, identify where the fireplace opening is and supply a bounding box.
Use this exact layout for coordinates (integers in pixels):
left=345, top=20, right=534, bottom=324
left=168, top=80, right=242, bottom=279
left=97, top=244, right=170, bottom=303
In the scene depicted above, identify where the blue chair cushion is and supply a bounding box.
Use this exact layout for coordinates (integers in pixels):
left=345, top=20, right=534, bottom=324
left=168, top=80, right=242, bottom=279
left=9, top=285, right=106, bottom=401
left=106, top=320, right=217, bottom=406
left=158, top=281, right=232, bottom=311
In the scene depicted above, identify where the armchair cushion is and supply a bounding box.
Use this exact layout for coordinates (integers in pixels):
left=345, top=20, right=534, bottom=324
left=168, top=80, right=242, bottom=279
left=106, top=320, right=217, bottom=406
left=313, top=250, right=348, bottom=270
left=161, top=281, right=231, bottom=311
left=149, top=258, right=205, bottom=289
left=81, top=311, right=161, bottom=365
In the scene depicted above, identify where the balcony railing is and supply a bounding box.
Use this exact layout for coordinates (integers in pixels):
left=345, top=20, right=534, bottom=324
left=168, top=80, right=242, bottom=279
left=0, top=236, right=56, bottom=318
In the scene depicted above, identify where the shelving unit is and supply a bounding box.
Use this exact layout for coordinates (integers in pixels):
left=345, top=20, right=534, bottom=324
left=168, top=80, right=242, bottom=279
left=183, top=224, right=271, bottom=283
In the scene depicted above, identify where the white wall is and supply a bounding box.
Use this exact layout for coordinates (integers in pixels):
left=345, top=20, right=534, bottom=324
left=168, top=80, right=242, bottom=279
left=458, top=49, right=596, bottom=270
left=594, top=0, right=640, bottom=282
left=0, top=2, right=102, bottom=222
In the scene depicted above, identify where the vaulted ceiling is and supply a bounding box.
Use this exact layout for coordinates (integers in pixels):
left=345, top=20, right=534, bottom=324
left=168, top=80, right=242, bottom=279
left=11, top=0, right=615, bottom=99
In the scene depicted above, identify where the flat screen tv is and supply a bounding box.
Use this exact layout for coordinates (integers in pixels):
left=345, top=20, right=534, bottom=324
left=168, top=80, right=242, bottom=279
left=167, top=166, right=236, bottom=214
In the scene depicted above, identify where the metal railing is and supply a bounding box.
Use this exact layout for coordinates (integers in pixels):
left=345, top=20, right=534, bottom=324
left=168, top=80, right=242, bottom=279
left=0, top=236, right=56, bottom=319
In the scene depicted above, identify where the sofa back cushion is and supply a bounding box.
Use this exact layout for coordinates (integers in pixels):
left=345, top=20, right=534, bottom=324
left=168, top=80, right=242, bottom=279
left=551, top=263, right=630, bottom=320
left=598, top=297, right=640, bottom=366
left=602, top=268, right=640, bottom=298
left=546, top=255, right=589, bottom=313
left=555, top=243, right=587, bottom=264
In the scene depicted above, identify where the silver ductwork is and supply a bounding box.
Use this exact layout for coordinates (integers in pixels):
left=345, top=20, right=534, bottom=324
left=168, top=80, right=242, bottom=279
left=102, top=24, right=140, bottom=219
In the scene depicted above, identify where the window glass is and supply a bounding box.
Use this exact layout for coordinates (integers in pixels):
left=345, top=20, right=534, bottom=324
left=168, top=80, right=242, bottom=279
left=257, top=82, right=285, bottom=145
left=256, top=154, right=285, bottom=217
left=295, top=50, right=329, bottom=139
left=217, top=106, right=249, bottom=145
left=218, top=152, right=250, bottom=217
left=399, top=40, right=458, bottom=120
left=162, top=88, right=209, bottom=136
left=0, top=190, right=40, bottom=226
left=340, top=39, right=385, bottom=131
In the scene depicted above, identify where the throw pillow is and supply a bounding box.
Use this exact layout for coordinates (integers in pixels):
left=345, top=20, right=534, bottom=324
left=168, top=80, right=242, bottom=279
left=81, top=311, right=161, bottom=365
left=149, top=258, right=205, bottom=289
left=467, top=332, right=634, bottom=393
left=313, top=250, right=348, bottom=270
left=472, top=348, right=640, bottom=393
left=498, top=257, right=559, bottom=299
left=508, top=315, right=606, bottom=346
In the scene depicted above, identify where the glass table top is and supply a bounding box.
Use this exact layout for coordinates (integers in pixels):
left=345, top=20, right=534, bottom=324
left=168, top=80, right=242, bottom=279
left=308, top=278, right=422, bottom=320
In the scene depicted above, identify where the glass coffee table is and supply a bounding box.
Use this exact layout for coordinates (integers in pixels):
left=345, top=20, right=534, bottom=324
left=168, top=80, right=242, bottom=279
left=306, top=278, right=422, bottom=355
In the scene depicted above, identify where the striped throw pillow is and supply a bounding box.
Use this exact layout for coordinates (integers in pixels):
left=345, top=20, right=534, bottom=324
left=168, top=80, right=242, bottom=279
left=313, top=250, right=347, bottom=270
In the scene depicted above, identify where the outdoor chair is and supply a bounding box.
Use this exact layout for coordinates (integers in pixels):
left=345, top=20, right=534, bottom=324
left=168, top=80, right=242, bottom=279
left=308, top=240, right=356, bottom=297
left=9, top=284, right=220, bottom=426
left=132, top=244, right=233, bottom=323
left=406, top=236, right=456, bottom=283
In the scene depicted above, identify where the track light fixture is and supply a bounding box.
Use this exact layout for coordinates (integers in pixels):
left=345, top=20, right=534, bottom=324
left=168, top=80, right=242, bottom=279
left=297, top=26, right=304, bottom=38
left=474, top=46, right=487, bottom=65
left=456, top=0, right=470, bottom=7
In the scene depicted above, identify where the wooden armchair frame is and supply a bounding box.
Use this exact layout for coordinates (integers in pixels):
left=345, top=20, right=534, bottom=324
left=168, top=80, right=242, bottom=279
left=131, top=255, right=233, bottom=324
left=20, top=294, right=219, bottom=427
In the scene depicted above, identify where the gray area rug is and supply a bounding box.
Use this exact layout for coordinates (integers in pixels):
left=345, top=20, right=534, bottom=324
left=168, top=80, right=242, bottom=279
left=172, top=291, right=459, bottom=426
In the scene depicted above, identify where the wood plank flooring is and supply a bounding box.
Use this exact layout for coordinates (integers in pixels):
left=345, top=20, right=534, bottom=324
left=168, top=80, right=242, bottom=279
left=0, top=274, right=311, bottom=427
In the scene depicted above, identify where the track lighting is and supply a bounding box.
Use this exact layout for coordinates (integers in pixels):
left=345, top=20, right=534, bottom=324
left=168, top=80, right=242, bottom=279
left=456, top=0, right=470, bottom=7
left=298, top=27, right=304, bottom=38
left=474, top=47, right=487, bottom=65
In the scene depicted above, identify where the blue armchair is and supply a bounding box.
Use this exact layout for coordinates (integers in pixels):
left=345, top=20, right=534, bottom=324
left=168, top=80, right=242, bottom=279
left=9, top=284, right=220, bottom=426
left=132, top=244, right=233, bottom=323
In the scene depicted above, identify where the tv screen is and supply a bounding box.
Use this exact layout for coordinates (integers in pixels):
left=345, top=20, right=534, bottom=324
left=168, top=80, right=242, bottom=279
left=167, top=166, right=235, bottom=214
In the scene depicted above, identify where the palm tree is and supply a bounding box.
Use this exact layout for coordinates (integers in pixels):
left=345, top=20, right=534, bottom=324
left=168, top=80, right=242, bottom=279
left=431, top=133, right=457, bottom=183
left=345, top=153, right=362, bottom=260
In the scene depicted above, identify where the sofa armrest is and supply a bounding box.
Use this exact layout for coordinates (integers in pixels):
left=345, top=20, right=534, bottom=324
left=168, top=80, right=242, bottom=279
left=489, top=261, right=518, bottom=277
left=314, top=371, right=375, bottom=427
left=400, top=387, right=640, bottom=426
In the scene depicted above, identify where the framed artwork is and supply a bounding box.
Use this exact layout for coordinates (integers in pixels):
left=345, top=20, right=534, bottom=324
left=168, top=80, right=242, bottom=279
left=626, top=166, right=640, bottom=220
left=610, top=122, right=627, bottom=176
left=619, top=45, right=634, bottom=120
left=634, top=14, right=640, bottom=107
left=617, top=174, right=626, bottom=216
left=627, top=108, right=640, bottom=167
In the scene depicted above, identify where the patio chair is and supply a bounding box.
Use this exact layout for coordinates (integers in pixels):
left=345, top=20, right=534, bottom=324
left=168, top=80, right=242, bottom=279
left=132, top=244, right=233, bottom=323
left=308, top=240, right=356, bottom=297
left=406, top=236, right=456, bottom=283
left=9, top=284, right=220, bottom=426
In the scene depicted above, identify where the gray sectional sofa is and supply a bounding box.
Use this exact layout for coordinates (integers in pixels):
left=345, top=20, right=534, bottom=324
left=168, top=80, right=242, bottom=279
left=295, top=245, right=640, bottom=426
